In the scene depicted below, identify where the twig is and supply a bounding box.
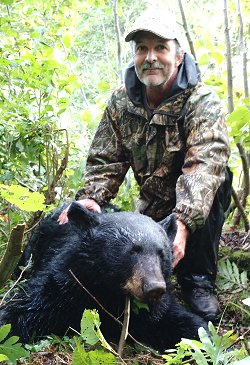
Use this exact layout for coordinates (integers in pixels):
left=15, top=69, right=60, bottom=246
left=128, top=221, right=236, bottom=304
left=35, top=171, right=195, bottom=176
left=228, top=328, right=250, bottom=351
left=118, top=296, right=130, bottom=357
left=242, top=230, right=250, bottom=250
left=69, top=270, right=162, bottom=358
left=0, top=227, right=8, bottom=240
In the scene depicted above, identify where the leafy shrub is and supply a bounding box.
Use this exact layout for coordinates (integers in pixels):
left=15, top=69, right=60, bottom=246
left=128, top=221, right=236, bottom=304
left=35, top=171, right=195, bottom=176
left=217, top=259, right=248, bottom=292
left=162, top=322, right=250, bottom=365
left=72, top=309, right=118, bottom=365
left=0, top=324, right=29, bottom=365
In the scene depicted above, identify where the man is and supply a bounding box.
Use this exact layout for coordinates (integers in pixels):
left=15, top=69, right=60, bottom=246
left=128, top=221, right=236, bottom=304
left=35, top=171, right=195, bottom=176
left=59, top=11, right=232, bottom=321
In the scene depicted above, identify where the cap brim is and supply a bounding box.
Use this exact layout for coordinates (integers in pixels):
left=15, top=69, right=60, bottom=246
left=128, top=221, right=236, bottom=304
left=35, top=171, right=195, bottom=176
left=125, top=29, right=175, bottom=42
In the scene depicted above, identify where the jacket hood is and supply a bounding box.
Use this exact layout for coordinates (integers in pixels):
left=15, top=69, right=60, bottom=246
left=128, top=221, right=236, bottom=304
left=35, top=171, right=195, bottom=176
left=125, top=53, right=200, bottom=106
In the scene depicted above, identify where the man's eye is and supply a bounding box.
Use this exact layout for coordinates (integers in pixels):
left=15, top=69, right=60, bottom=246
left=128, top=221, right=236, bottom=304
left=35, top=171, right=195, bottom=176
left=136, top=46, right=147, bottom=53
left=157, top=45, right=166, bottom=51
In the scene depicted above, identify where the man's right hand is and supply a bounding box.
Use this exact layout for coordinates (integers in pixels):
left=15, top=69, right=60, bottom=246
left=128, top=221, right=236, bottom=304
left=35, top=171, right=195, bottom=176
left=57, top=198, right=101, bottom=225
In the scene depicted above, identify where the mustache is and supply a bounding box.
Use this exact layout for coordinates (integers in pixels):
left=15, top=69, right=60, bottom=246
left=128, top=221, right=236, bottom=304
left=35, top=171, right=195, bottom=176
left=140, top=62, right=164, bottom=71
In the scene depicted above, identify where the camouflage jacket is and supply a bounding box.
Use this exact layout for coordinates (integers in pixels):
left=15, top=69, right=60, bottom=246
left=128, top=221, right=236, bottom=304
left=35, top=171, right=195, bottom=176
left=76, top=54, right=230, bottom=233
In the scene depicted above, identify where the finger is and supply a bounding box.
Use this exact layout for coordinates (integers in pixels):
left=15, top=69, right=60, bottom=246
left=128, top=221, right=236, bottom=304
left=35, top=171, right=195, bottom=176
left=84, top=200, right=101, bottom=213
left=172, top=256, right=179, bottom=268
left=57, top=210, right=69, bottom=225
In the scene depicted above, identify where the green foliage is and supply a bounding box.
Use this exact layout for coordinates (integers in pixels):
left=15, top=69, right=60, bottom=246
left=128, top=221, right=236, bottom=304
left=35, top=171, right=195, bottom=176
left=0, top=184, right=45, bottom=212
left=162, top=322, right=249, bottom=365
left=73, top=338, right=117, bottom=365
left=0, top=0, right=88, bottom=203
left=131, top=298, right=149, bottom=315
left=0, top=324, right=29, bottom=364
left=72, top=309, right=117, bottom=365
left=112, top=169, right=139, bottom=211
left=217, top=259, right=248, bottom=292
left=227, top=104, right=250, bottom=146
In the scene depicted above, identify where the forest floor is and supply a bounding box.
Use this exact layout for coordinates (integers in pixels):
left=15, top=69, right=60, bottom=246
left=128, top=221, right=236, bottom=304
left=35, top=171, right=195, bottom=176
left=1, top=230, right=249, bottom=365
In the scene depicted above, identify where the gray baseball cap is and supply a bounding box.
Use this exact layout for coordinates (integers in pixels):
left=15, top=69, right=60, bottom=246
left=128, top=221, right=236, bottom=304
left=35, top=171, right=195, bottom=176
left=125, top=11, right=180, bottom=43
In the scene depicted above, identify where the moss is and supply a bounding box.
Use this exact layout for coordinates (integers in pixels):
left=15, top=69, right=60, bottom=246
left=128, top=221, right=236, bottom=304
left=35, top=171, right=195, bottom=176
left=219, top=247, right=250, bottom=276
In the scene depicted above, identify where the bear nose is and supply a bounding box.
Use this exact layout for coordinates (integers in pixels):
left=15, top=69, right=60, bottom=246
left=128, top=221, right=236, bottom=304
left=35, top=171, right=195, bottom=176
left=143, top=280, right=166, bottom=301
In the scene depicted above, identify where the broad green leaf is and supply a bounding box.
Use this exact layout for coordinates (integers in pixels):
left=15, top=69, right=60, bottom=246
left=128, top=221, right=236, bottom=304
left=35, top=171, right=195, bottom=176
left=72, top=337, right=88, bottom=365
left=230, top=357, right=250, bottom=365
left=0, top=0, right=14, bottom=4
left=210, top=51, right=224, bottom=64
left=97, top=81, right=110, bottom=92
left=198, top=326, right=215, bottom=359
left=182, top=338, right=209, bottom=365
left=198, top=53, right=210, bottom=66
left=227, top=106, right=250, bottom=129
left=0, top=354, right=9, bottom=361
left=80, top=310, right=99, bottom=346
left=0, top=340, right=29, bottom=365
left=72, top=337, right=117, bottom=365
left=0, top=184, right=45, bottom=212
left=62, top=34, right=72, bottom=48
left=87, top=349, right=117, bottom=364
left=0, top=324, right=11, bottom=342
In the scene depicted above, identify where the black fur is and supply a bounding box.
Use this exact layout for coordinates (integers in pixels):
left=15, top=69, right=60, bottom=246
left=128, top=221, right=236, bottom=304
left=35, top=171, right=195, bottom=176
left=0, top=202, right=207, bottom=352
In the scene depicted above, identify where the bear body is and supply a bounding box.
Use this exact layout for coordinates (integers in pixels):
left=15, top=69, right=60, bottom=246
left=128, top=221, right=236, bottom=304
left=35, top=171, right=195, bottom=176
left=0, top=202, right=207, bottom=352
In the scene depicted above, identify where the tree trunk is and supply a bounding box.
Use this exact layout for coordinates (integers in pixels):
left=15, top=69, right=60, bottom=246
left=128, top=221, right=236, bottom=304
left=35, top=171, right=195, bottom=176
left=0, top=224, right=25, bottom=288
left=178, top=0, right=196, bottom=59
left=223, top=0, right=234, bottom=113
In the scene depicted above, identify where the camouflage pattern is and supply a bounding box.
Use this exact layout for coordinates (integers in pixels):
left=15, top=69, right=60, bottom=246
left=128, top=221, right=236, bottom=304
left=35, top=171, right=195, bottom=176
left=76, top=82, right=230, bottom=233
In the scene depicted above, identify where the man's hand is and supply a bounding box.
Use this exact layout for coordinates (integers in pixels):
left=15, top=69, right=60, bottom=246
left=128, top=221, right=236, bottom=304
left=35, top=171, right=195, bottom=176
left=57, top=198, right=101, bottom=225
left=172, top=219, right=189, bottom=268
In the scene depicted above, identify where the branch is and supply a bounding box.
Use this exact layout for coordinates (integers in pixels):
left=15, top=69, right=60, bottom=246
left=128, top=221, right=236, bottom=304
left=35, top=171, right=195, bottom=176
left=118, top=296, right=130, bottom=357
left=233, top=142, right=250, bottom=226
left=178, top=0, right=196, bottom=59
left=0, top=224, right=26, bottom=288
left=113, top=0, right=123, bottom=84
left=45, top=128, right=69, bottom=205
left=241, top=230, right=250, bottom=251
left=231, top=186, right=250, bottom=231
left=223, top=0, right=234, bottom=113
left=69, top=270, right=162, bottom=358
left=237, top=0, right=249, bottom=98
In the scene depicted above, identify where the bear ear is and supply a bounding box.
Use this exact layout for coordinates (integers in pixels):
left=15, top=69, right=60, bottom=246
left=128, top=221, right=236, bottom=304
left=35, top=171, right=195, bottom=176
left=67, top=201, right=100, bottom=229
left=159, top=213, right=177, bottom=245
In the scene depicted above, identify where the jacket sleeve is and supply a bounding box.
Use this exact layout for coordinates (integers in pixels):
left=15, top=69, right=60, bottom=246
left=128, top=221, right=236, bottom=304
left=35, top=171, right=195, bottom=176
left=75, top=95, right=130, bottom=205
left=173, top=87, right=230, bottom=233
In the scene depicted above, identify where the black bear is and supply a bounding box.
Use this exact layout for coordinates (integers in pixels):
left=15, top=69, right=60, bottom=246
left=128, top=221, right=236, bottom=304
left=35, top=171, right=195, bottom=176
left=0, top=202, right=207, bottom=352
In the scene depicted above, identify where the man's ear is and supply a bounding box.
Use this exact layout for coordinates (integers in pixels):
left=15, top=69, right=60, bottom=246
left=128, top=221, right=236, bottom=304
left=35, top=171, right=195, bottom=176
left=159, top=213, right=177, bottom=245
left=175, top=50, right=184, bottom=67
left=67, top=202, right=100, bottom=229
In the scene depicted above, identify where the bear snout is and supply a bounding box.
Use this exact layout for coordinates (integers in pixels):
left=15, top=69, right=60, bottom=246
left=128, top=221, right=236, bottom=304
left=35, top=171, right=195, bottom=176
left=123, top=270, right=166, bottom=303
left=143, top=279, right=166, bottom=302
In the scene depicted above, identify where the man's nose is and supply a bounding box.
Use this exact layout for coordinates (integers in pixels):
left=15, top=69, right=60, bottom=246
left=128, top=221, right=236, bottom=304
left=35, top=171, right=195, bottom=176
left=145, top=49, right=157, bottom=63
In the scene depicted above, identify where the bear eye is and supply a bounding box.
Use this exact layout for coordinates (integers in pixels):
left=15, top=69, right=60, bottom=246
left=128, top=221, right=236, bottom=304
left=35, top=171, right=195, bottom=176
left=158, top=249, right=165, bottom=259
left=131, top=243, right=142, bottom=254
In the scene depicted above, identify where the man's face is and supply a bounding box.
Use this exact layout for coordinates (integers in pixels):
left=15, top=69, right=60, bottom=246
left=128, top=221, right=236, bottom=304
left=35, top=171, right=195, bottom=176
left=133, top=32, right=183, bottom=89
